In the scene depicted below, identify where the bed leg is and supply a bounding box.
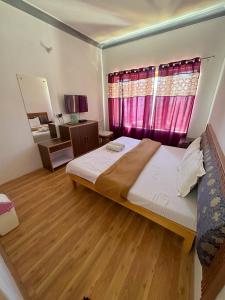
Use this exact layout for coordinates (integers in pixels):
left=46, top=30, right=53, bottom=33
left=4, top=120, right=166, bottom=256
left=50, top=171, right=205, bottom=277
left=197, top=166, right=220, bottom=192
left=72, top=181, right=77, bottom=189
left=182, top=235, right=195, bottom=254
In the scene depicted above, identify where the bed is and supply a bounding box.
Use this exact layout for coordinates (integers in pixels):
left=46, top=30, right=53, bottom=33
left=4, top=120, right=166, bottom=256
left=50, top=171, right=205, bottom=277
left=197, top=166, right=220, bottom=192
left=27, top=112, right=51, bottom=142
left=67, top=124, right=225, bottom=299
left=66, top=136, right=197, bottom=253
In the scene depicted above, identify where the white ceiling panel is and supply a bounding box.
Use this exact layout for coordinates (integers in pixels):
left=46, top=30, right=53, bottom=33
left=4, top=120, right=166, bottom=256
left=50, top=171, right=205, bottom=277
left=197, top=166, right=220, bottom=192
left=24, top=0, right=225, bottom=43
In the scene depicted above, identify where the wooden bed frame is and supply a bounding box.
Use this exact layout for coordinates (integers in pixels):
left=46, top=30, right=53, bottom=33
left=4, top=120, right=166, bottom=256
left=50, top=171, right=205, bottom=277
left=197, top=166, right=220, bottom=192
left=27, top=112, right=49, bottom=123
left=69, top=173, right=196, bottom=253
left=69, top=125, right=222, bottom=254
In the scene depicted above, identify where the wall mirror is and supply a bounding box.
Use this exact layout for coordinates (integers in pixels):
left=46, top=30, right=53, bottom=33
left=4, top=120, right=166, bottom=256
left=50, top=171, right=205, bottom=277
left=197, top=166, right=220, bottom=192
left=17, top=74, right=56, bottom=143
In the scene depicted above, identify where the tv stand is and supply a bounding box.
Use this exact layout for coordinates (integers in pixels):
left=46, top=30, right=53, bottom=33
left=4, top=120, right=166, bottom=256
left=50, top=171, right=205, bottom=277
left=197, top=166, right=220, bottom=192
left=66, top=119, right=87, bottom=125
left=59, top=120, right=99, bottom=157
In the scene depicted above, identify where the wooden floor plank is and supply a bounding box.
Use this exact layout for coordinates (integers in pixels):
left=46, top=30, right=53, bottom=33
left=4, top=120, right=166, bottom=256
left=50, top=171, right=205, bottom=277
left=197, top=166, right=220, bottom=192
left=0, top=167, right=193, bottom=300
left=146, top=232, right=183, bottom=300
left=117, top=223, right=164, bottom=300
left=35, top=203, right=126, bottom=299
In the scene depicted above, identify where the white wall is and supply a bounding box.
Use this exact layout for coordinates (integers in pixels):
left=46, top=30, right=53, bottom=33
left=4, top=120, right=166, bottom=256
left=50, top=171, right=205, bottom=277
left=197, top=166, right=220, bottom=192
left=194, top=251, right=201, bottom=300
left=0, top=1, right=103, bottom=184
left=209, top=56, right=225, bottom=155
left=0, top=255, right=23, bottom=300
left=102, top=16, right=225, bottom=138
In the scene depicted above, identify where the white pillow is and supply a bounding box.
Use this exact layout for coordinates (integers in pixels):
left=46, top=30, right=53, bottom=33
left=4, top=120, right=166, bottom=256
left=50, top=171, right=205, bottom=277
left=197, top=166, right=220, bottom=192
left=182, top=137, right=201, bottom=161
left=29, top=117, right=41, bottom=128
left=178, top=149, right=205, bottom=197
left=38, top=125, right=49, bottom=132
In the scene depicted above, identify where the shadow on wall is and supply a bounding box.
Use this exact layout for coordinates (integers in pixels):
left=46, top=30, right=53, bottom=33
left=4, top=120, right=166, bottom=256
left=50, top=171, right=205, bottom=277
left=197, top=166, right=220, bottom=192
left=0, top=142, right=41, bottom=185
left=50, top=29, right=104, bottom=125
left=209, top=56, right=225, bottom=154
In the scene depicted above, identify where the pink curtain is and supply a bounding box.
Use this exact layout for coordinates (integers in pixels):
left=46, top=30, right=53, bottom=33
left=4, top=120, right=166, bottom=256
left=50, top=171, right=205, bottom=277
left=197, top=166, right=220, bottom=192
left=152, top=58, right=201, bottom=146
left=108, top=67, right=155, bottom=139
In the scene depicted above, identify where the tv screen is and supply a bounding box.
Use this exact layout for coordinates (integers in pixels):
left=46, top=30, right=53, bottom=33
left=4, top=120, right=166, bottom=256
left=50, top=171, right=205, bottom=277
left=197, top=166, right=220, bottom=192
left=65, top=95, right=88, bottom=113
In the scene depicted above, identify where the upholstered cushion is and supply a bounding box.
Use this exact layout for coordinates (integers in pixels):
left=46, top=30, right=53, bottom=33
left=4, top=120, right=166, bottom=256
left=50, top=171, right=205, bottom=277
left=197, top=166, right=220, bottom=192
left=99, top=130, right=113, bottom=137
left=197, top=132, right=225, bottom=266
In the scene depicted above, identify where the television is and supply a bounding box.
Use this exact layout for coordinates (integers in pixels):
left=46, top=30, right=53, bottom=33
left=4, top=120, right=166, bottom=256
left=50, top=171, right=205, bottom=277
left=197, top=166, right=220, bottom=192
left=64, top=95, right=88, bottom=124
left=64, top=95, right=88, bottom=113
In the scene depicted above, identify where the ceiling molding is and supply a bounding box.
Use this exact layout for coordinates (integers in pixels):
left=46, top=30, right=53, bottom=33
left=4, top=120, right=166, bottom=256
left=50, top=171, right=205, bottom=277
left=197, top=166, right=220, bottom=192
left=100, top=4, right=225, bottom=49
left=2, top=1, right=225, bottom=50
left=1, top=0, right=100, bottom=48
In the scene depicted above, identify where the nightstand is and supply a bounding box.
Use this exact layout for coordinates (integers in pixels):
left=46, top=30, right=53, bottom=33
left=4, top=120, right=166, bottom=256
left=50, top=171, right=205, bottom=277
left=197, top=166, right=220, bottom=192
left=178, top=137, right=194, bottom=148
left=38, top=138, right=73, bottom=171
left=99, top=130, right=114, bottom=146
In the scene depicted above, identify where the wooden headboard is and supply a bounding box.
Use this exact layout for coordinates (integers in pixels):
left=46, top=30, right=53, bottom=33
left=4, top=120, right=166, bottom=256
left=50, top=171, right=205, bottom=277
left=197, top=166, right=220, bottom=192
left=207, top=124, right=225, bottom=173
left=27, top=112, right=49, bottom=124
left=200, top=124, right=225, bottom=300
left=206, top=124, right=225, bottom=196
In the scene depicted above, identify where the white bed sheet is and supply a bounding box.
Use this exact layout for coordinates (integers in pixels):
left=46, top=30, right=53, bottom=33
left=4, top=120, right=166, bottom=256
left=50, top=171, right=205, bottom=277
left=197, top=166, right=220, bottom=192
left=32, top=129, right=51, bottom=143
left=66, top=137, right=197, bottom=231
left=66, top=137, right=140, bottom=183
left=127, top=145, right=197, bottom=231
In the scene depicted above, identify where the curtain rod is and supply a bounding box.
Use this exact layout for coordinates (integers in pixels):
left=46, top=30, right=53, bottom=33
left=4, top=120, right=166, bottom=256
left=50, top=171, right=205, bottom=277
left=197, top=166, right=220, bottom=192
left=202, top=55, right=215, bottom=60
left=107, top=55, right=215, bottom=76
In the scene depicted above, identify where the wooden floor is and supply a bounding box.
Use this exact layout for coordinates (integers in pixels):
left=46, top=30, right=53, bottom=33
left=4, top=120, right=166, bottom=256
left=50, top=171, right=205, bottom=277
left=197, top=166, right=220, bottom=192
left=0, top=168, right=193, bottom=300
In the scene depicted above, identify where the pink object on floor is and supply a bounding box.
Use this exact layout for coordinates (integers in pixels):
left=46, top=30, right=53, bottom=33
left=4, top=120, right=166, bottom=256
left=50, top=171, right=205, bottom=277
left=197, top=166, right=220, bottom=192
left=0, top=201, right=14, bottom=215
left=0, top=194, right=19, bottom=235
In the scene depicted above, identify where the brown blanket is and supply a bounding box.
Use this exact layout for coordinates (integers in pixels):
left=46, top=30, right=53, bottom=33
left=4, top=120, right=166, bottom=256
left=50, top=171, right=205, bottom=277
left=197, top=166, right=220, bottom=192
left=95, top=139, right=161, bottom=201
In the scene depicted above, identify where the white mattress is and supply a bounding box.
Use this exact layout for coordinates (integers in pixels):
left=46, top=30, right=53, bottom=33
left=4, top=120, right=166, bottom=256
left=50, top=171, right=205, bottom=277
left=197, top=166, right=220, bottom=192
left=66, top=137, right=197, bottom=231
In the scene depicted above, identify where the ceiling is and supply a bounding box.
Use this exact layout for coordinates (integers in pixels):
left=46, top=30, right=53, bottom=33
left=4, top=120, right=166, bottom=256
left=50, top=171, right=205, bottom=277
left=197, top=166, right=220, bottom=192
left=24, top=0, right=225, bottom=44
